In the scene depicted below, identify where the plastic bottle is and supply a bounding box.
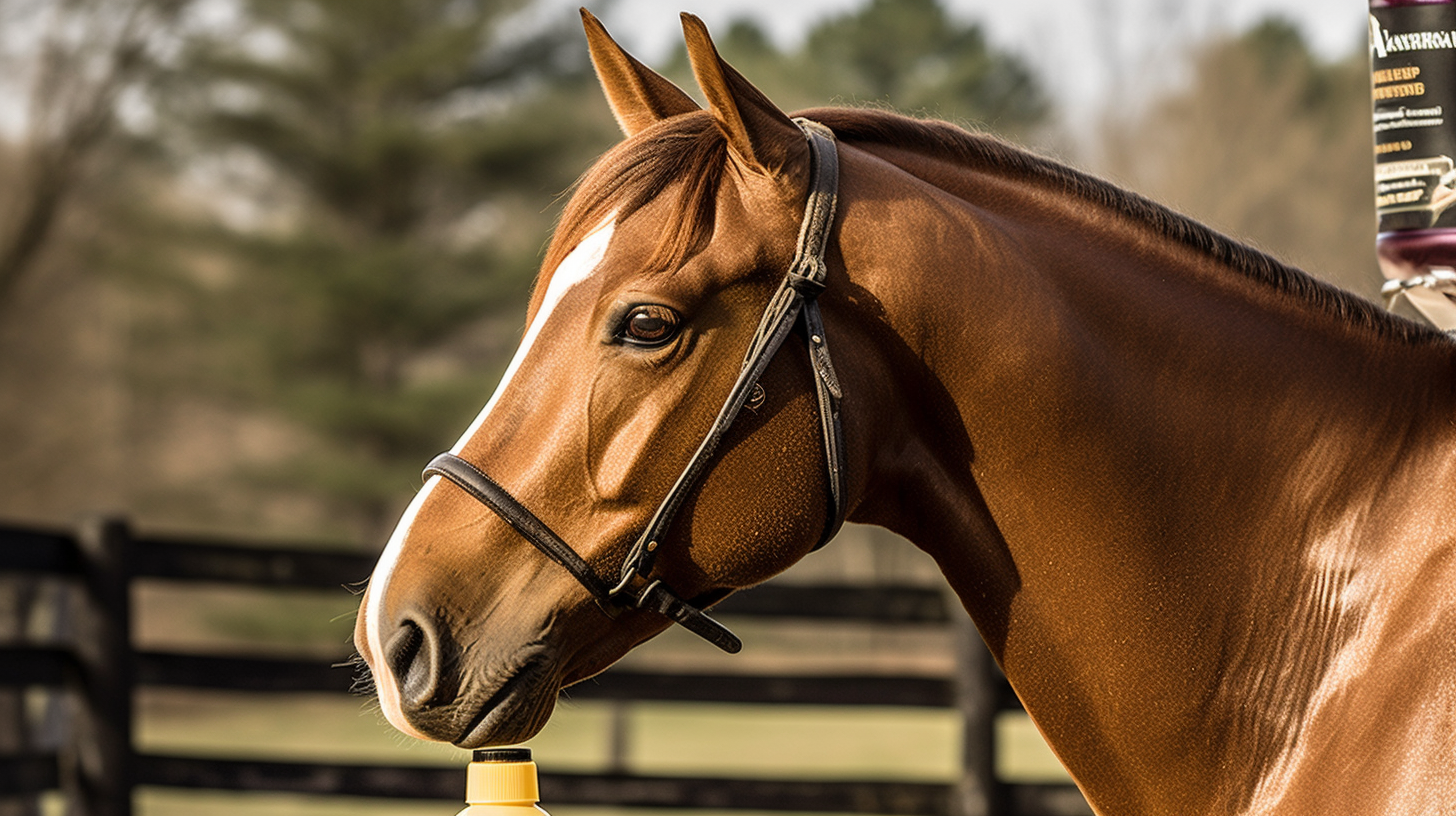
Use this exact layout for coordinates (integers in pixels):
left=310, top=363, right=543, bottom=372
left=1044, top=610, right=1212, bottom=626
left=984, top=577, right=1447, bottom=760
left=456, top=748, right=549, bottom=816
left=1370, top=0, right=1456, bottom=323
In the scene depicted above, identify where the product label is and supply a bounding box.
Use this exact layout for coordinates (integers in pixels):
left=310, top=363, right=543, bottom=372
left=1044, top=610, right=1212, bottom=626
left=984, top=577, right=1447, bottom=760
left=1371, top=6, right=1456, bottom=232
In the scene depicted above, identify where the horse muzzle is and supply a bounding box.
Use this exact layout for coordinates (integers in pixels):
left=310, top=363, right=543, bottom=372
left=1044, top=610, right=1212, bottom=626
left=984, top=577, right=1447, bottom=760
left=368, top=603, right=562, bottom=747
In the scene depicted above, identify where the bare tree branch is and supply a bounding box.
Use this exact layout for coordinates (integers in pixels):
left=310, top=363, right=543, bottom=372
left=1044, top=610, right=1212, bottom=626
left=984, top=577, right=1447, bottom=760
left=0, top=0, right=187, bottom=312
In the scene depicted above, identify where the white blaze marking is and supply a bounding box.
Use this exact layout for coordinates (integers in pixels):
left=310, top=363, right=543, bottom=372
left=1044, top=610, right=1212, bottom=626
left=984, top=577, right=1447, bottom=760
left=367, top=485, right=434, bottom=738
left=364, top=216, right=617, bottom=737
left=449, top=217, right=618, bottom=455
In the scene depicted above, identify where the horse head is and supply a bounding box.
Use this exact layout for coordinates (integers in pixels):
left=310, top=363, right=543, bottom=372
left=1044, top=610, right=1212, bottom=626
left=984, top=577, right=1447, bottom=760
left=353, top=12, right=856, bottom=747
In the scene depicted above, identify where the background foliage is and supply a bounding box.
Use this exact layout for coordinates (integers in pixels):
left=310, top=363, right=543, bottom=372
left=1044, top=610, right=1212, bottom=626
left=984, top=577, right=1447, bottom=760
left=0, top=0, right=1378, bottom=539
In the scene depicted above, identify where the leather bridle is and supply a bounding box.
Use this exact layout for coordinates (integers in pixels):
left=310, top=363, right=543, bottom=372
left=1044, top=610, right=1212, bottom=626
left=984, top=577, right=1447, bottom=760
left=422, top=119, right=846, bottom=654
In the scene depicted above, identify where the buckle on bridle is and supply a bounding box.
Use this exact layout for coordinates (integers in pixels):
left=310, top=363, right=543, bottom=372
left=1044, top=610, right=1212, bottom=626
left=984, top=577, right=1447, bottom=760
left=633, top=579, right=742, bottom=653
left=596, top=567, right=741, bottom=654
left=787, top=270, right=827, bottom=299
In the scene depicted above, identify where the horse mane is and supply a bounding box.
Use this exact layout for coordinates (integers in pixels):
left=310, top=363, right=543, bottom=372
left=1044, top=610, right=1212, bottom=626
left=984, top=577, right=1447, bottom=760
left=547, top=106, right=1444, bottom=346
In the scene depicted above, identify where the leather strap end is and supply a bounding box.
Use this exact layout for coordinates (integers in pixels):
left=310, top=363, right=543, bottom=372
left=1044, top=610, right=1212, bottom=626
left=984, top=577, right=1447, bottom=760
left=803, top=301, right=843, bottom=401
left=635, top=580, right=743, bottom=654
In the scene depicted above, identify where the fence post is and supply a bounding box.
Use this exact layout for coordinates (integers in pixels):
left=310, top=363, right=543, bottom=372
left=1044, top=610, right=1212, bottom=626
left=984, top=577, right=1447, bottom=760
left=62, top=517, right=134, bottom=816
left=949, top=600, right=1000, bottom=816
left=0, top=573, right=42, bottom=816
left=605, top=701, right=631, bottom=774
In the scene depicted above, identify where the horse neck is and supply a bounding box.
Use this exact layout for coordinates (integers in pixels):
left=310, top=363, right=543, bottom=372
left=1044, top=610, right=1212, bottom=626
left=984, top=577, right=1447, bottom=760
left=832, top=138, right=1456, bottom=813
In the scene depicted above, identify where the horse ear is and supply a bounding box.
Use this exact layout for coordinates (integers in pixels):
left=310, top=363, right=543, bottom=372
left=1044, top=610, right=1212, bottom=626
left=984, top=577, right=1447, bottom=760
left=681, top=13, right=805, bottom=175
left=582, top=8, right=699, bottom=136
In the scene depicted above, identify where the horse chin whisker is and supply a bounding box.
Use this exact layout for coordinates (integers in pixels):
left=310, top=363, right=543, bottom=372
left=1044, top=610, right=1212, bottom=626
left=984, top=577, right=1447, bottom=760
left=341, top=653, right=378, bottom=697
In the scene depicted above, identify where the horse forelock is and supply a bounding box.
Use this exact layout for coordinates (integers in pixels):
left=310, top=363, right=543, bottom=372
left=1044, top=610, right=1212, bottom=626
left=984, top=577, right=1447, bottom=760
left=542, top=111, right=729, bottom=300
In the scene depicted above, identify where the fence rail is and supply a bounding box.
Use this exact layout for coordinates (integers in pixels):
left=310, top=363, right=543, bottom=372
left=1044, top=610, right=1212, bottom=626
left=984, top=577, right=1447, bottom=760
left=0, top=519, right=1089, bottom=816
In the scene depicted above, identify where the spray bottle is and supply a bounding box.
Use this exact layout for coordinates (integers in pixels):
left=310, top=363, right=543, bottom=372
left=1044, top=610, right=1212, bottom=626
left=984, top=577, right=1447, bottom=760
left=457, top=748, right=549, bottom=816
left=1370, top=0, right=1456, bottom=326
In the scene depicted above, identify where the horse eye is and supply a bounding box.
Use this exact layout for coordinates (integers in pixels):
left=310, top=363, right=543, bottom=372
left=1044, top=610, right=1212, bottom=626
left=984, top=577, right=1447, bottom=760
left=620, top=304, right=680, bottom=347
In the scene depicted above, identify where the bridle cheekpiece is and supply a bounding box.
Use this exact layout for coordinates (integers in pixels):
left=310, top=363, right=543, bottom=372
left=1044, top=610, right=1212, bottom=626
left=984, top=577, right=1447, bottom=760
left=422, top=119, right=846, bottom=654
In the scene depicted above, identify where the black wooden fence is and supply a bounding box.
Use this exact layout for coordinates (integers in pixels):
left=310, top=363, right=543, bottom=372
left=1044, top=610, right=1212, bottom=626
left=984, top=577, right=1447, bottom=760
left=0, top=518, right=1091, bottom=816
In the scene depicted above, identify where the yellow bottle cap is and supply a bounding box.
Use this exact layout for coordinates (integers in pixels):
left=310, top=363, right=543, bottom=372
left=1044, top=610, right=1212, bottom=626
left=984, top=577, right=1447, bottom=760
left=465, top=748, right=539, bottom=805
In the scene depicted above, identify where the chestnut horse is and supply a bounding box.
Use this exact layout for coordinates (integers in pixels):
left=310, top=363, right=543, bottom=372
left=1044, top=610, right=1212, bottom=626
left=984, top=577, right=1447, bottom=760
left=354, top=11, right=1456, bottom=815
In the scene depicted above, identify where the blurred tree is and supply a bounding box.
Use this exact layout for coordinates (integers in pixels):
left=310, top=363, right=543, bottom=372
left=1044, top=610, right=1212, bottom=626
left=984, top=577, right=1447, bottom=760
left=800, top=0, right=1048, bottom=135
left=1100, top=18, right=1377, bottom=298
left=659, top=0, right=1049, bottom=139
left=0, top=6, right=186, bottom=813
left=136, top=0, right=619, bottom=539
left=130, top=0, right=1051, bottom=540
left=0, top=0, right=185, bottom=313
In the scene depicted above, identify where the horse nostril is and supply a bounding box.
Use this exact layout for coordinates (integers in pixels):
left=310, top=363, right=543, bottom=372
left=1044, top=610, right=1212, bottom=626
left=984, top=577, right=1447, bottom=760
left=385, top=618, right=438, bottom=707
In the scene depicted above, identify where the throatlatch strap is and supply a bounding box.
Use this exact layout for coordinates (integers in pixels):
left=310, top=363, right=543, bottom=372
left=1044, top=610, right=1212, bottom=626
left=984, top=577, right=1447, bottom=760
left=803, top=298, right=846, bottom=547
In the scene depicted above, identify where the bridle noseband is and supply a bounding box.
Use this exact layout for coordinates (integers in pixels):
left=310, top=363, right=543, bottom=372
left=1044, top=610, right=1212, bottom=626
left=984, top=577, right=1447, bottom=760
left=422, top=119, right=846, bottom=654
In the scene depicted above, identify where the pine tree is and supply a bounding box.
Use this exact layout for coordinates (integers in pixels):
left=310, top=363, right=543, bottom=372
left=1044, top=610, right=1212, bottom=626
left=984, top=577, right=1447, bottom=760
left=143, top=0, right=618, bottom=538
left=658, top=0, right=1049, bottom=138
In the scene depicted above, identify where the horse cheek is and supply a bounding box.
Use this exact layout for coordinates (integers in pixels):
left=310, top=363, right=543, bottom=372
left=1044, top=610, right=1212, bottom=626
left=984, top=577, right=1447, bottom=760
left=688, top=388, right=826, bottom=586
left=587, top=373, right=677, bottom=502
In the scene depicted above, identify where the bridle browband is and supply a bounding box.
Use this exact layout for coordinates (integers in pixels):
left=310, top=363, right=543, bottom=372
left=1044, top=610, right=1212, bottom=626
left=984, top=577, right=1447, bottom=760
left=422, top=119, right=845, bottom=654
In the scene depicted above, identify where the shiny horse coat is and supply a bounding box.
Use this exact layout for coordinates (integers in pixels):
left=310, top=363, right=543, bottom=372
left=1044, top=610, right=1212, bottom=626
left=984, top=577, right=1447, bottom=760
left=356, top=11, right=1456, bottom=815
